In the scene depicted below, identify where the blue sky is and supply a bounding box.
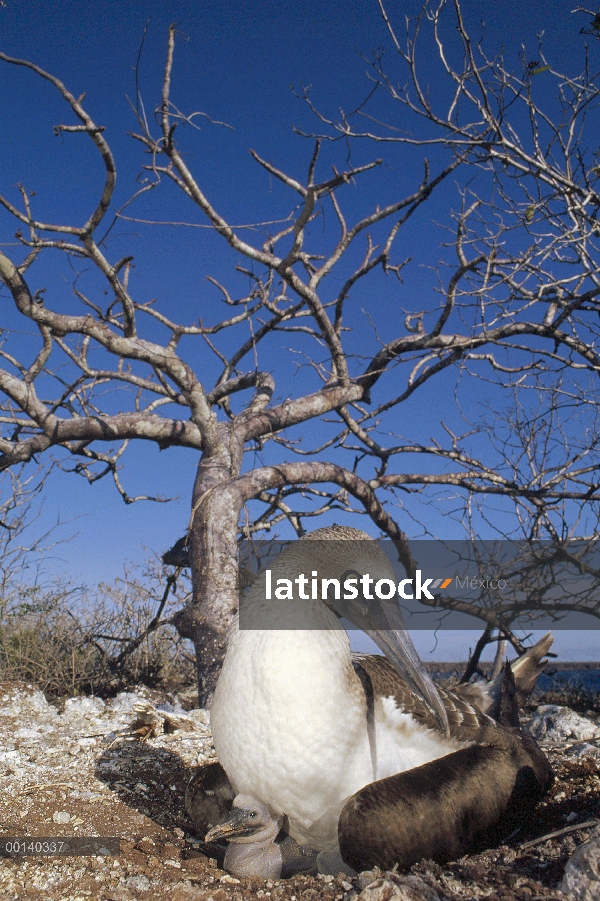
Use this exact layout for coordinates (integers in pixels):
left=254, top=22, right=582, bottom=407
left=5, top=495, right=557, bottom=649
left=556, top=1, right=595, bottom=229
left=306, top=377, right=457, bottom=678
left=1, top=0, right=599, bottom=660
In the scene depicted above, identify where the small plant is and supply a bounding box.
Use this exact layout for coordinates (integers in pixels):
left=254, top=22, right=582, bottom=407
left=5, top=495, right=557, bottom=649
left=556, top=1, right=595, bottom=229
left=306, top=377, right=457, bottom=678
left=0, top=469, right=196, bottom=698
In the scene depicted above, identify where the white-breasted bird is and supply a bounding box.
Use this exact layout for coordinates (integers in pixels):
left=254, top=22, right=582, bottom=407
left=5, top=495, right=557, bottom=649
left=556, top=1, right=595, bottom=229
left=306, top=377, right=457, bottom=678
left=210, top=525, right=553, bottom=871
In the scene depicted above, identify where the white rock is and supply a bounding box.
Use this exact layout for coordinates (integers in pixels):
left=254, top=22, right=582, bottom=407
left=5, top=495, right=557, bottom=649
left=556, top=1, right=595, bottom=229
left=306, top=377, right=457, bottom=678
left=14, top=727, right=43, bottom=739
left=559, top=825, right=600, bottom=900
left=187, top=709, right=209, bottom=726
left=37, top=724, right=56, bottom=734
left=0, top=750, right=19, bottom=760
left=525, top=706, right=600, bottom=743
left=107, top=691, right=150, bottom=715
left=156, top=700, right=187, bottom=715
left=4, top=688, right=58, bottom=720
left=126, top=874, right=151, bottom=891
left=31, top=690, right=58, bottom=712
left=62, top=696, right=105, bottom=717
left=52, top=811, right=71, bottom=824
left=357, top=873, right=440, bottom=901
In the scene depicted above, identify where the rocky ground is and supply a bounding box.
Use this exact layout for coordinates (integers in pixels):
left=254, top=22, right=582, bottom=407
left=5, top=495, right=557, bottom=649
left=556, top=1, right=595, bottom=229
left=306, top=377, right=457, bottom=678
left=0, top=681, right=599, bottom=901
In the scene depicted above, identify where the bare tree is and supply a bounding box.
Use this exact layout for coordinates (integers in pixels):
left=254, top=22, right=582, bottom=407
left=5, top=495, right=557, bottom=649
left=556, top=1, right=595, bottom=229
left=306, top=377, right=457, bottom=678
left=1, top=8, right=600, bottom=702
left=0, top=463, right=64, bottom=616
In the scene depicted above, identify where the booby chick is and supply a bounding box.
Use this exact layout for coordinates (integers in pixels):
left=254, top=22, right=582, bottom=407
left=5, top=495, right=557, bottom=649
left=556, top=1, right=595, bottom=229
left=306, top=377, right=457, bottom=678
left=205, top=794, right=318, bottom=879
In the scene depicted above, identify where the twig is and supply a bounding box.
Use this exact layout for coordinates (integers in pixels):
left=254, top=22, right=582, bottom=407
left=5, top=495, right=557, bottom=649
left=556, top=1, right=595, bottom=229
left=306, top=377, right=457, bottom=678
left=18, top=782, right=79, bottom=796
left=520, top=818, right=600, bottom=850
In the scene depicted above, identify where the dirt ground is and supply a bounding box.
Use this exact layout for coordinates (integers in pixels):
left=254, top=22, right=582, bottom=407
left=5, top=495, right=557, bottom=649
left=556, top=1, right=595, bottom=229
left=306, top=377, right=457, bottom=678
left=0, top=681, right=598, bottom=900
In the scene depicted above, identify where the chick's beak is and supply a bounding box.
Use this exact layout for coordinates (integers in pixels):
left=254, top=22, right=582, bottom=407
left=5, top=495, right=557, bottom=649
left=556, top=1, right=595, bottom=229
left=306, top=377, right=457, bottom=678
left=205, top=808, right=261, bottom=843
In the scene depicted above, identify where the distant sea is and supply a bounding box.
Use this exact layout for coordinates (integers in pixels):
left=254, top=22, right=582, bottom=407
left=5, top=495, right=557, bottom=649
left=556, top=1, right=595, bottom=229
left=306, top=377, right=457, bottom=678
left=534, top=666, right=600, bottom=696
left=429, top=662, right=600, bottom=695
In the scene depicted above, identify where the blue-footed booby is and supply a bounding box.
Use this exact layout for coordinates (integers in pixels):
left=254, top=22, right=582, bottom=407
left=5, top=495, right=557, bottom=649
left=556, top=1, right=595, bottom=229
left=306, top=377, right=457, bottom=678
left=210, top=525, right=553, bottom=871
left=204, top=794, right=319, bottom=879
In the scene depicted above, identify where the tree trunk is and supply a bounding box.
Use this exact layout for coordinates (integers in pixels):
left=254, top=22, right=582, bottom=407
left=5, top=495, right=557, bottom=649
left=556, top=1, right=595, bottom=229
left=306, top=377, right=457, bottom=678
left=172, top=424, right=244, bottom=707
left=490, top=637, right=508, bottom=680
left=461, top=625, right=493, bottom=683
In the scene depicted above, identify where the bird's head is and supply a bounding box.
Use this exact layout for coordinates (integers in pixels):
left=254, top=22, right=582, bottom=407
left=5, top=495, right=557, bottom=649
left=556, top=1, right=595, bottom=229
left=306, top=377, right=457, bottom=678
left=205, top=794, right=283, bottom=845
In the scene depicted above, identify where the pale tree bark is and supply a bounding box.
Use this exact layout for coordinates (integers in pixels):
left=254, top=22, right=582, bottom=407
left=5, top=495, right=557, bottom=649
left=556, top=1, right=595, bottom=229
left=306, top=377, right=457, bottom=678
left=2, top=11, right=600, bottom=701
left=490, top=639, right=508, bottom=680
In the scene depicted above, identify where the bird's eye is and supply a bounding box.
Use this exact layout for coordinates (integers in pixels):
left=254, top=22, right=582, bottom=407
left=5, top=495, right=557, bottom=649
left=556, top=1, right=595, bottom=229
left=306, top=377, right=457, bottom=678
left=342, top=570, right=361, bottom=582
left=249, top=811, right=257, bottom=818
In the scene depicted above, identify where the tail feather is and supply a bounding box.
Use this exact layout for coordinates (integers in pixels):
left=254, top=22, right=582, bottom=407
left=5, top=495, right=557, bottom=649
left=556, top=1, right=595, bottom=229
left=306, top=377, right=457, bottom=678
left=491, top=660, right=519, bottom=727
left=456, top=632, right=553, bottom=722
left=510, top=631, right=553, bottom=706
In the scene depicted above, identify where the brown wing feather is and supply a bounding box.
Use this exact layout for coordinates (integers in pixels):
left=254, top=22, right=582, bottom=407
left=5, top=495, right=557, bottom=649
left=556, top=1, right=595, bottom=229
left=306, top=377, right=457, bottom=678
left=353, top=631, right=553, bottom=744
left=352, top=653, right=499, bottom=744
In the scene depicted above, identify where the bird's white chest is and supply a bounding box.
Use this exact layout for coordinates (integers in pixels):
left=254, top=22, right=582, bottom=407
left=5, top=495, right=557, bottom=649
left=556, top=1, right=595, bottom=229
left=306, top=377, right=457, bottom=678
left=211, top=630, right=371, bottom=845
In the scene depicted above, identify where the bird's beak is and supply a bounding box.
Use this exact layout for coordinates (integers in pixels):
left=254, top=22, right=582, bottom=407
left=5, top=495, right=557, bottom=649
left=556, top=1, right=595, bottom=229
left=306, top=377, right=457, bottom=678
left=205, top=808, right=262, bottom=843
left=364, top=625, right=449, bottom=736
left=335, top=575, right=450, bottom=737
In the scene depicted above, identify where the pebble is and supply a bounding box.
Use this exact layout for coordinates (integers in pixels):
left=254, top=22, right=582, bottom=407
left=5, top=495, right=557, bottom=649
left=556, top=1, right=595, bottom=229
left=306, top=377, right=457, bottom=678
left=126, top=874, right=151, bottom=891
left=52, top=811, right=71, bottom=824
